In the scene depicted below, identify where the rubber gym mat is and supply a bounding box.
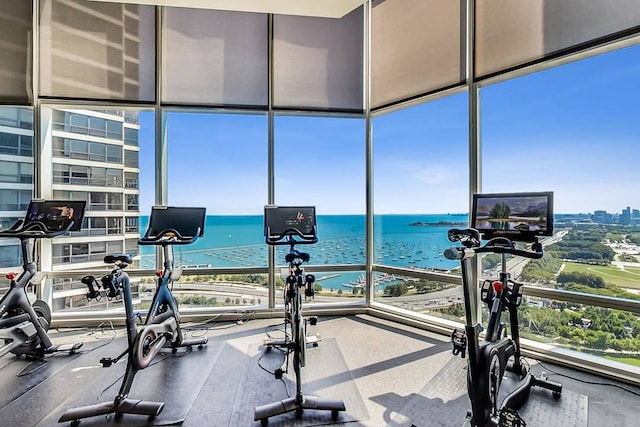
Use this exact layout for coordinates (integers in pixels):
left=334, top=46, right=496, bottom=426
left=12, top=334, right=222, bottom=426
left=0, top=338, right=115, bottom=412
left=229, top=337, right=370, bottom=426
left=390, top=356, right=588, bottom=427
left=182, top=341, right=255, bottom=425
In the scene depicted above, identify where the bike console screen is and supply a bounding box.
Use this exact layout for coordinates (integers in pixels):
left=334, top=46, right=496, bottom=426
left=146, top=206, right=206, bottom=239
left=25, top=200, right=87, bottom=232
left=264, top=206, right=316, bottom=240
left=471, top=191, right=553, bottom=242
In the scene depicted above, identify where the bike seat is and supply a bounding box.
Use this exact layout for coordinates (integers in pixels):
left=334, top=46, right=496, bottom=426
left=104, top=254, right=132, bottom=264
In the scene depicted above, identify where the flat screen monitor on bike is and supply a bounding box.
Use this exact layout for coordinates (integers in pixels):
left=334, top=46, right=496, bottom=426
left=25, top=200, right=87, bottom=232
left=145, top=206, right=206, bottom=239
left=264, top=205, right=316, bottom=241
left=471, top=191, right=553, bottom=242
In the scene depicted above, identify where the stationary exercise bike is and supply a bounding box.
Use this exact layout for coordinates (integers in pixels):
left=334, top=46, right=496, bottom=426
left=0, top=199, right=86, bottom=371
left=444, top=192, right=561, bottom=427
left=254, top=205, right=346, bottom=425
left=59, top=206, right=208, bottom=424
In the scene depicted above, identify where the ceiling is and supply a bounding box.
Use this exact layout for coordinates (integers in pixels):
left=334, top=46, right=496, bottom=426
left=87, top=0, right=366, bottom=18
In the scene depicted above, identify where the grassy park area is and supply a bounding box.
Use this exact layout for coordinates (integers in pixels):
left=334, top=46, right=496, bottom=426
left=562, top=262, right=640, bottom=290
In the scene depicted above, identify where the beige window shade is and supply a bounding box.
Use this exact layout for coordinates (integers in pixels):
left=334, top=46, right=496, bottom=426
left=371, top=0, right=465, bottom=109
left=273, top=7, right=363, bottom=111
left=39, top=0, right=155, bottom=101
left=0, top=2, right=33, bottom=103
left=476, top=0, right=640, bottom=78
left=162, top=8, right=268, bottom=106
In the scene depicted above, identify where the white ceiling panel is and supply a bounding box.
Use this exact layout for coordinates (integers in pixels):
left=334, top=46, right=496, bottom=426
left=87, top=0, right=365, bottom=18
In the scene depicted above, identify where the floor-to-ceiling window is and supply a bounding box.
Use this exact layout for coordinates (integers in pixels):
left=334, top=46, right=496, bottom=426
left=158, top=112, right=269, bottom=309
left=41, top=106, right=153, bottom=312
left=0, top=107, right=33, bottom=271
left=372, top=93, right=469, bottom=318
left=480, top=43, right=640, bottom=367
left=274, top=115, right=366, bottom=303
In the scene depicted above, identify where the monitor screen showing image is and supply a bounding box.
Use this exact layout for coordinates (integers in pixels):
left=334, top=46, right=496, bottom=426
left=146, top=206, right=206, bottom=239
left=25, top=200, right=87, bottom=232
left=264, top=206, right=316, bottom=239
left=471, top=192, right=553, bottom=242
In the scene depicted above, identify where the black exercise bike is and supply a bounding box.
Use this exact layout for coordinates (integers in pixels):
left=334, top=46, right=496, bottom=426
left=59, top=206, right=208, bottom=424
left=254, top=205, right=345, bottom=425
left=445, top=227, right=562, bottom=427
left=0, top=200, right=86, bottom=373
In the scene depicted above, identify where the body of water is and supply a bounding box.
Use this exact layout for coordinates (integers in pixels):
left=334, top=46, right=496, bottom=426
left=139, top=214, right=468, bottom=290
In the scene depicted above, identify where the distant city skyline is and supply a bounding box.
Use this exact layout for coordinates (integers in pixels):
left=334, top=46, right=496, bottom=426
left=138, top=43, right=639, bottom=216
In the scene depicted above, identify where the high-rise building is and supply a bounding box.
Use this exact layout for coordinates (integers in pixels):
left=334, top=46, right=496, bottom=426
left=0, top=107, right=35, bottom=267
left=621, top=206, right=631, bottom=225
left=0, top=107, right=140, bottom=310
left=592, top=210, right=607, bottom=224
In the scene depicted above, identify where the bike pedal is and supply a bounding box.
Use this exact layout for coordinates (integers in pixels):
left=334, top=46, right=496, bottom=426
left=100, top=357, right=114, bottom=367
left=451, top=329, right=467, bottom=358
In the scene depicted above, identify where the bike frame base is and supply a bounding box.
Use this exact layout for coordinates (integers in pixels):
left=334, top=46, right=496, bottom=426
left=58, top=398, right=164, bottom=423
left=254, top=394, right=345, bottom=424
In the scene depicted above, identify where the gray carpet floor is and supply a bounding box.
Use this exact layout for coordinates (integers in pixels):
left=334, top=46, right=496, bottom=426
left=0, top=314, right=638, bottom=426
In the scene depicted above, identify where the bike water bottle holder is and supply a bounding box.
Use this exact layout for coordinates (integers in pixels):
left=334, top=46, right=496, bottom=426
left=451, top=329, right=467, bottom=358
left=480, top=280, right=494, bottom=304
left=82, top=275, right=102, bottom=301
left=286, top=275, right=297, bottom=300
left=481, top=280, right=524, bottom=307
left=101, top=274, right=120, bottom=300
left=304, top=274, right=315, bottom=298
left=509, top=281, right=524, bottom=307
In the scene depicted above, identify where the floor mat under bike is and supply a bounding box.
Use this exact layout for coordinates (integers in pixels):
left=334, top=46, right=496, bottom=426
left=229, top=337, right=370, bottom=426
left=390, top=356, right=588, bottom=427
left=6, top=334, right=223, bottom=426
left=0, top=338, right=111, bottom=413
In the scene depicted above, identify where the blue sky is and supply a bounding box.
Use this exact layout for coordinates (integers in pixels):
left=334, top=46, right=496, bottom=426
left=139, top=43, right=639, bottom=216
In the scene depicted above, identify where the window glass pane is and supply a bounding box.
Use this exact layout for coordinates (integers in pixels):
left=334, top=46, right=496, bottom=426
left=274, top=115, right=366, bottom=299
left=106, top=119, right=122, bottom=140
left=145, top=112, right=268, bottom=307
left=106, top=144, right=123, bottom=163
left=273, top=7, right=363, bottom=110
left=0, top=106, right=33, bottom=268
left=42, top=106, right=152, bottom=296
left=124, top=149, right=138, bottom=168
left=480, top=44, right=640, bottom=367
left=162, top=8, right=268, bottom=106
left=0, top=108, right=19, bottom=127
left=476, top=0, right=640, bottom=77
left=372, top=93, right=469, bottom=313
left=0, top=133, right=19, bottom=155
left=124, top=127, right=138, bottom=146
left=0, top=189, right=31, bottom=211
left=88, top=117, right=106, bottom=137
left=371, top=0, right=464, bottom=108
left=0, top=161, right=19, bottom=182
left=0, top=2, right=32, bottom=102
left=0, top=245, right=21, bottom=269
left=70, top=114, right=88, bottom=134
left=125, top=216, right=138, bottom=233
left=39, top=0, right=155, bottom=101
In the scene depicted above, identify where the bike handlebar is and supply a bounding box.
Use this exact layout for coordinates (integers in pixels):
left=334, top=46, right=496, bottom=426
left=0, top=219, right=77, bottom=239
left=445, top=228, right=544, bottom=260
left=138, top=227, right=201, bottom=246
left=265, top=228, right=318, bottom=246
